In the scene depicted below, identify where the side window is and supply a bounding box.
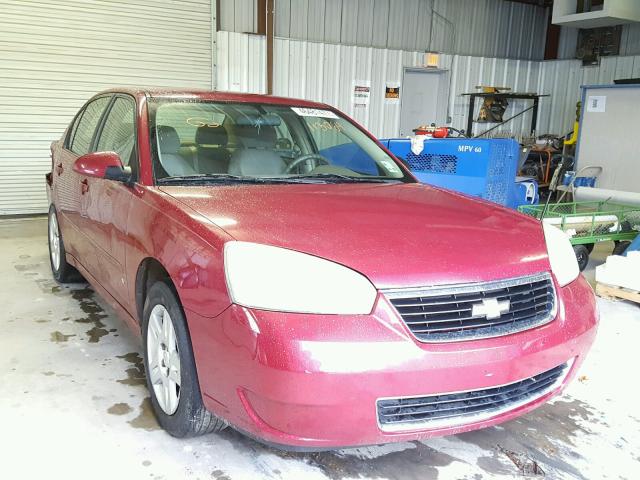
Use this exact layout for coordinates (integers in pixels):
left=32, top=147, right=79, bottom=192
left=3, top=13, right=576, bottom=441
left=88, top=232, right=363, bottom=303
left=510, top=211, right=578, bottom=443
left=64, top=111, right=82, bottom=150
left=96, top=97, right=137, bottom=168
left=71, top=96, right=111, bottom=155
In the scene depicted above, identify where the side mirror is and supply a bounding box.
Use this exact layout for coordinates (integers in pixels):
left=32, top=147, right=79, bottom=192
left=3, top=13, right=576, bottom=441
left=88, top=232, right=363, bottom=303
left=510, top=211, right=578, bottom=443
left=73, top=152, right=130, bottom=182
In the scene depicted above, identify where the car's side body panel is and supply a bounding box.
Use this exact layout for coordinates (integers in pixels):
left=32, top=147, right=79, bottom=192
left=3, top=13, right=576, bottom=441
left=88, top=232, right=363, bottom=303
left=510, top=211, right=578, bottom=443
left=79, top=178, right=133, bottom=305
left=52, top=134, right=86, bottom=260
left=121, top=187, right=233, bottom=320
left=51, top=91, right=233, bottom=326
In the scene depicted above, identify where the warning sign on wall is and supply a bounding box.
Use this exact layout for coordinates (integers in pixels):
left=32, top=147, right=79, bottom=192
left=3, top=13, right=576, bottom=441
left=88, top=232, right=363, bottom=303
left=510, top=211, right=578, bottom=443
left=385, top=82, right=400, bottom=104
left=353, top=81, right=371, bottom=107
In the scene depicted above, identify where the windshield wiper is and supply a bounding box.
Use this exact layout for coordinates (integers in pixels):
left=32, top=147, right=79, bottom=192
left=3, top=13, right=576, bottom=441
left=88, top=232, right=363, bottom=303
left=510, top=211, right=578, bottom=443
left=157, top=173, right=401, bottom=185
left=285, top=173, right=400, bottom=183
left=157, top=174, right=293, bottom=185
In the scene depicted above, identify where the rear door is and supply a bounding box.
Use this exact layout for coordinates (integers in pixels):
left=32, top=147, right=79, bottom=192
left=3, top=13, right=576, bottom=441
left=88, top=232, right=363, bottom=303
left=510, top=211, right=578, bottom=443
left=80, top=95, right=138, bottom=305
left=54, top=95, right=112, bottom=261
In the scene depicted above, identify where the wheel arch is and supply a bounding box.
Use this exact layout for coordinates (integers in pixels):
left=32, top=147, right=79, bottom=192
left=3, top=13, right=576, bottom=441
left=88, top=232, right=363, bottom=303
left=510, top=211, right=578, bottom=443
left=135, top=257, right=177, bottom=325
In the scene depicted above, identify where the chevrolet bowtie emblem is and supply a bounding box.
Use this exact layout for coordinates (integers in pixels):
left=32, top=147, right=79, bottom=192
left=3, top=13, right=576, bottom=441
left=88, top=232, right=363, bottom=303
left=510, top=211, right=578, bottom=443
left=472, top=298, right=510, bottom=320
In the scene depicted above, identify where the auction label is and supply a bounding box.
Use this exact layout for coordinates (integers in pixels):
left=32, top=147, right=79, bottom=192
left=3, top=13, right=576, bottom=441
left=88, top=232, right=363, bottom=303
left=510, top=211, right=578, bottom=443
left=291, top=107, right=339, bottom=119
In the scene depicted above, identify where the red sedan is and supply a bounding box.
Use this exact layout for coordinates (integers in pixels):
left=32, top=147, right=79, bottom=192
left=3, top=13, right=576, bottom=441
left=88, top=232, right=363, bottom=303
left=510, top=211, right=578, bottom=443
left=46, top=89, right=597, bottom=450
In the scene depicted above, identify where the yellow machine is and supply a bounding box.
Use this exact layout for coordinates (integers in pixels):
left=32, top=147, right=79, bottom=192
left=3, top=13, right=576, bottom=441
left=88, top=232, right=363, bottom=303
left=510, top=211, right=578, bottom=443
left=564, top=102, right=581, bottom=147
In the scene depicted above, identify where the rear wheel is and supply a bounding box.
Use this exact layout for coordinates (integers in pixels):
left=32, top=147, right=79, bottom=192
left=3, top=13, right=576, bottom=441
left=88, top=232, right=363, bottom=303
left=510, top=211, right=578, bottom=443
left=584, top=243, right=595, bottom=254
left=48, top=206, right=82, bottom=283
left=613, top=241, right=630, bottom=256
left=573, top=244, right=590, bottom=272
left=142, top=281, right=226, bottom=437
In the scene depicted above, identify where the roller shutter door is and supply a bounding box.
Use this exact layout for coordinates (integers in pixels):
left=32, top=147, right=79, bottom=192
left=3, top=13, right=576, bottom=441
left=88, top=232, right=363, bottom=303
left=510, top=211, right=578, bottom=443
left=0, top=0, right=214, bottom=214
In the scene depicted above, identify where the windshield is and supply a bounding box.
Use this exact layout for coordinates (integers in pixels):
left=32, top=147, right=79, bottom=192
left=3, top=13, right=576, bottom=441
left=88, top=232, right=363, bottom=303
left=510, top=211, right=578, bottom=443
left=148, top=99, right=412, bottom=184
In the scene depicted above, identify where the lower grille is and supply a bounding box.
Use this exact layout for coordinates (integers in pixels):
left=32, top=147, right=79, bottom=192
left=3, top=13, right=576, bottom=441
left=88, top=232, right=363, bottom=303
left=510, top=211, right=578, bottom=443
left=377, top=362, right=570, bottom=432
left=384, top=272, right=556, bottom=342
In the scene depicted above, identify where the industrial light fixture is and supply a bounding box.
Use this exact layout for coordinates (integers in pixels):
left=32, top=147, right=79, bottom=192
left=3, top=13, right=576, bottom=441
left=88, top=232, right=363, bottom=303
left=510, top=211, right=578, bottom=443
left=424, top=52, right=439, bottom=68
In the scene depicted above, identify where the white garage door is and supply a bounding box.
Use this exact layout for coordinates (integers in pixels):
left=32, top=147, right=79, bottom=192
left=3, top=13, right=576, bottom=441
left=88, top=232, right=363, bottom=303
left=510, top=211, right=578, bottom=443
left=0, top=0, right=214, bottom=215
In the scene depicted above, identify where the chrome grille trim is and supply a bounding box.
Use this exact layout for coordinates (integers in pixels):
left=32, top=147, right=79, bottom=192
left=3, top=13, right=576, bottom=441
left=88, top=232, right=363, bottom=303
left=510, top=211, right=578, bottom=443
left=383, top=272, right=557, bottom=343
left=376, top=360, right=572, bottom=433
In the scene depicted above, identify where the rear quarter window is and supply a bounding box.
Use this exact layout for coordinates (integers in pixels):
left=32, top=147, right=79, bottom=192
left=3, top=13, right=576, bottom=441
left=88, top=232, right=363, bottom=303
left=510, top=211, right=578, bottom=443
left=70, top=96, right=111, bottom=155
left=64, top=110, right=82, bottom=150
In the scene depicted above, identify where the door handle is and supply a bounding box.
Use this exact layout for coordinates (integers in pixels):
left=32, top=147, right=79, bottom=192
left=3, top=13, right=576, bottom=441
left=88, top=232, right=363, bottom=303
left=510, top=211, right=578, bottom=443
left=56, top=163, right=64, bottom=175
left=81, top=179, right=89, bottom=194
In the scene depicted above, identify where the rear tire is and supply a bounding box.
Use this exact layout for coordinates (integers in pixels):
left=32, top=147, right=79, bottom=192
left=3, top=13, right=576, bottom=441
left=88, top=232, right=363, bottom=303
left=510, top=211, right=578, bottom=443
left=613, top=241, right=630, bottom=256
left=142, top=281, right=226, bottom=437
left=48, top=206, right=83, bottom=283
left=573, top=244, right=590, bottom=272
left=584, top=243, right=595, bottom=254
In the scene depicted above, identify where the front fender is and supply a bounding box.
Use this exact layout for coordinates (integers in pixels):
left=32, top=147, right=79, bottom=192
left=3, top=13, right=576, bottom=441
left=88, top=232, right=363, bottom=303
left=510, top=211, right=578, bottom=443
left=125, top=187, right=234, bottom=320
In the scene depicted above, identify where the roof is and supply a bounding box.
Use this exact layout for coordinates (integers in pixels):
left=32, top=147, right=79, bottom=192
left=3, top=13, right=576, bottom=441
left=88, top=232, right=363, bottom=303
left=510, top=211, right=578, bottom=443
left=99, top=87, right=331, bottom=109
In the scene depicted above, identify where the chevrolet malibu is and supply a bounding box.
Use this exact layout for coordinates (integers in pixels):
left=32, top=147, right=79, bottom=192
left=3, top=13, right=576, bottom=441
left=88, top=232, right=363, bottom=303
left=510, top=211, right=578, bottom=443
left=46, top=89, right=597, bottom=449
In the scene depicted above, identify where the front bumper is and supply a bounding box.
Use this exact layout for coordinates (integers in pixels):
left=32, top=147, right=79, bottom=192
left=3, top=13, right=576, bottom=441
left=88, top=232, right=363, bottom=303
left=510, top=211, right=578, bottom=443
left=187, top=274, right=597, bottom=449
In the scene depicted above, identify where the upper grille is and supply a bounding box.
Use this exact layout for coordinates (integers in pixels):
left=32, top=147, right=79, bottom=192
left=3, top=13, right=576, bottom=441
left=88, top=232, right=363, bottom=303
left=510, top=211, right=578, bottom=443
left=384, top=272, right=556, bottom=342
left=377, top=361, right=570, bottom=432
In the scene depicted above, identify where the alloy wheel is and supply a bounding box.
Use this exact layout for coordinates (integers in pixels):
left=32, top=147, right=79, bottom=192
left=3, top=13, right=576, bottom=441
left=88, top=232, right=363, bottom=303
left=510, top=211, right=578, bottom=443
left=147, top=304, right=181, bottom=415
left=49, top=212, right=61, bottom=271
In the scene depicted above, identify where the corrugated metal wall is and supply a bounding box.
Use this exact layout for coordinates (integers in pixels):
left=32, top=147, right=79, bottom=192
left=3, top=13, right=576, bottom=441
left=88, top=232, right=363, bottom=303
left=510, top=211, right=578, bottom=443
left=216, top=32, right=266, bottom=93
left=248, top=0, right=548, bottom=60
left=558, top=23, right=640, bottom=60
left=537, top=55, right=640, bottom=135
left=0, top=0, right=215, bottom=215
left=426, top=0, right=547, bottom=60
left=218, top=0, right=257, bottom=33
left=448, top=55, right=541, bottom=137
left=218, top=32, right=640, bottom=141
left=272, top=36, right=543, bottom=138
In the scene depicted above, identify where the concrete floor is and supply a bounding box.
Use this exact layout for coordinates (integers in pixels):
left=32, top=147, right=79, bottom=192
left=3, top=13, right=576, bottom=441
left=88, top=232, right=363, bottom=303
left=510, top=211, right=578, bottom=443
left=1, top=216, right=639, bottom=480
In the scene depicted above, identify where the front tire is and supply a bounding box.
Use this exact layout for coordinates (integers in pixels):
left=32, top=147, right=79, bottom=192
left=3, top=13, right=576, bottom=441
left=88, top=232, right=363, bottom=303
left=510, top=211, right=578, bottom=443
left=573, top=244, right=590, bottom=272
left=48, top=206, right=82, bottom=283
left=142, top=281, right=226, bottom=437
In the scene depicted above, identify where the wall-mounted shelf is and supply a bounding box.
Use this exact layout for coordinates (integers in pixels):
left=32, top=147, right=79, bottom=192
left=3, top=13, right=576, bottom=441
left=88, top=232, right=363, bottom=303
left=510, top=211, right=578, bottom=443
left=553, top=0, right=640, bottom=29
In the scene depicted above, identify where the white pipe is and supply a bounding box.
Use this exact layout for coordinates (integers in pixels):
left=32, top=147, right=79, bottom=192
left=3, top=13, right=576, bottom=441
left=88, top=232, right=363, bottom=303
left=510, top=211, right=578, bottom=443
left=574, top=187, right=640, bottom=207
left=543, top=215, right=619, bottom=238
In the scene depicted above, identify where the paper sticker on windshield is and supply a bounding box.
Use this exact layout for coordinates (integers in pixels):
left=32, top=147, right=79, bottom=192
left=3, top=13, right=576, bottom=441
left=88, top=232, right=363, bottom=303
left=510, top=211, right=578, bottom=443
left=291, top=107, right=338, bottom=119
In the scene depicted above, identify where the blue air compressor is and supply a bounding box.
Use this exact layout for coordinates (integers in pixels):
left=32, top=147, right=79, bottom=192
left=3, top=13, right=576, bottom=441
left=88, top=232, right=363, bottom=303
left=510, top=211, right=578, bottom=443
left=379, top=138, right=536, bottom=208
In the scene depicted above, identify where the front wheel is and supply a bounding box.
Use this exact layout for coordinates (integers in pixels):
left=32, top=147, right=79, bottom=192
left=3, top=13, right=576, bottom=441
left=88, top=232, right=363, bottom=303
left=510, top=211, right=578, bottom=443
left=142, top=281, right=226, bottom=437
left=573, top=244, right=590, bottom=272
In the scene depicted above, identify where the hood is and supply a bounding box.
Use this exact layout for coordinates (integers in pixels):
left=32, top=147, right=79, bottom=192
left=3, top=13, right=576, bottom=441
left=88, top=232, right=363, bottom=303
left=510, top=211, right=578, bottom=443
left=159, top=183, right=550, bottom=289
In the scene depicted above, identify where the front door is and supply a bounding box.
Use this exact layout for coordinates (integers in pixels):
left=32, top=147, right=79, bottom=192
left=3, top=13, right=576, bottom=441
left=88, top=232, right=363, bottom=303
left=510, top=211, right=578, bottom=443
left=399, top=69, right=450, bottom=136
left=80, top=95, right=138, bottom=307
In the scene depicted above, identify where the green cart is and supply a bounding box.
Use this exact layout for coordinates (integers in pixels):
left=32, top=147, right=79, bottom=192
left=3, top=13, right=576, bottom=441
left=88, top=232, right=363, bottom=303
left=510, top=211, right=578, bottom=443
left=518, top=201, right=640, bottom=271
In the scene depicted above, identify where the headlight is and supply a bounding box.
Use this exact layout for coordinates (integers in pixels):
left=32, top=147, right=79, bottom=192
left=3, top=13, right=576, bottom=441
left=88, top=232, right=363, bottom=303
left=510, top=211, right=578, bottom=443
left=224, top=241, right=377, bottom=314
left=543, top=223, right=579, bottom=287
